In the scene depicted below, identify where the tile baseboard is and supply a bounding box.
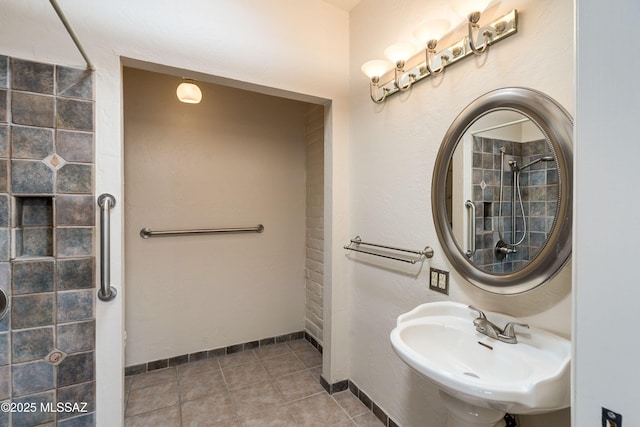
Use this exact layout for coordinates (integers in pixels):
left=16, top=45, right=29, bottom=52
left=124, top=330, right=315, bottom=376
left=322, top=378, right=399, bottom=427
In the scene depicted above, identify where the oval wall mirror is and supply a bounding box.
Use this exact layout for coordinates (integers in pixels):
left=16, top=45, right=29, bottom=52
left=432, top=87, right=573, bottom=294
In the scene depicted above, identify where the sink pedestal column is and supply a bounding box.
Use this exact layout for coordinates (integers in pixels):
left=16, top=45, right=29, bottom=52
left=440, top=391, right=506, bottom=427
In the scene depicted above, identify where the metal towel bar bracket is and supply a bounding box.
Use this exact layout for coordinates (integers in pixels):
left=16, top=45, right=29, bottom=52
left=344, top=236, right=434, bottom=264
left=98, top=194, right=117, bottom=302
left=140, top=224, right=264, bottom=239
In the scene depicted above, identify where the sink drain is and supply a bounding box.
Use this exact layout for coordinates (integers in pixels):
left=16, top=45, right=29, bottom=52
left=463, top=372, right=480, bottom=379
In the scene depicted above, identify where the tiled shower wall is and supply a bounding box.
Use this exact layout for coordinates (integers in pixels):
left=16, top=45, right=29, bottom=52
left=0, top=55, right=96, bottom=427
left=304, top=105, right=324, bottom=345
left=471, top=136, right=557, bottom=272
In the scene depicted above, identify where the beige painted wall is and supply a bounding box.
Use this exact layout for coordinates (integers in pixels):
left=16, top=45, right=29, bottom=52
left=123, top=67, right=309, bottom=366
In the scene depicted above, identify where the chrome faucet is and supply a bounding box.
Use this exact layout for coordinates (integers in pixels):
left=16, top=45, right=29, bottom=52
left=469, top=305, right=529, bottom=344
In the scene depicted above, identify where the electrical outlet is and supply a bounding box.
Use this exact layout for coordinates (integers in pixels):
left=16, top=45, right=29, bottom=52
left=602, top=408, right=622, bottom=427
left=429, top=268, right=449, bottom=295
left=438, top=271, right=448, bottom=290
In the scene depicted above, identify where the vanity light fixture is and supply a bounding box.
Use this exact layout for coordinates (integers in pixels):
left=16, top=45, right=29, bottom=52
left=384, top=42, right=418, bottom=91
left=176, top=79, right=202, bottom=104
left=361, top=59, right=394, bottom=103
left=414, top=19, right=452, bottom=75
left=361, top=6, right=518, bottom=103
left=453, top=0, right=495, bottom=54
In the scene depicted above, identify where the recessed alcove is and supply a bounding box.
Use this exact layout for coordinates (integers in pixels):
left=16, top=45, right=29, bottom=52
left=12, top=196, right=54, bottom=258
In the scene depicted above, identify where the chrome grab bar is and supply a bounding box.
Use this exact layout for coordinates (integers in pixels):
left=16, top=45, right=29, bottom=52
left=465, top=200, right=476, bottom=258
left=344, top=236, right=434, bottom=264
left=140, top=224, right=264, bottom=239
left=97, top=194, right=117, bottom=302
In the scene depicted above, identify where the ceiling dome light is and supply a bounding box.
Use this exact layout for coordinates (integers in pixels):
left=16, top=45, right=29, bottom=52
left=176, top=79, right=202, bottom=104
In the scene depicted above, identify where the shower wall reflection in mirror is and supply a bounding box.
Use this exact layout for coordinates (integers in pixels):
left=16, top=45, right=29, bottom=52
left=447, top=111, right=558, bottom=274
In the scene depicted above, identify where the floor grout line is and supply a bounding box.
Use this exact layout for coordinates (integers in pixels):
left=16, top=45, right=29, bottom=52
left=124, top=339, right=382, bottom=427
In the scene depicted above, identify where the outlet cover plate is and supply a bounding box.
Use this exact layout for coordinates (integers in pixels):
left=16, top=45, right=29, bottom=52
left=602, top=408, right=622, bottom=427
left=429, top=268, right=449, bottom=295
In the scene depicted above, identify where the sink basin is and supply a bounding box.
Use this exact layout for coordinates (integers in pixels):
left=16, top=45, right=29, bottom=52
left=390, top=301, right=570, bottom=423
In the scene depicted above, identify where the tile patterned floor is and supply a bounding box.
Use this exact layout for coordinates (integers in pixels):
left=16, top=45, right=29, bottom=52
left=124, top=339, right=385, bottom=427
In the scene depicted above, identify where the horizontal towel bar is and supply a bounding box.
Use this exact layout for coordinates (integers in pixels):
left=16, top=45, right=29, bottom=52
left=344, top=236, right=434, bottom=264
left=140, top=224, right=264, bottom=239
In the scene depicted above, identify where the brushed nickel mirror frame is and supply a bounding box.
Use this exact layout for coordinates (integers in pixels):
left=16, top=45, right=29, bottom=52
left=432, top=87, right=573, bottom=294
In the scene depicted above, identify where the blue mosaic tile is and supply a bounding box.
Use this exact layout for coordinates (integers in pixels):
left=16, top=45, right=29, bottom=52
left=11, top=293, right=55, bottom=329
left=56, top=227, right=93, bottom=257
left=20, top=227, right=53, bottom=258
left=0, top=195, right=8, bottom=227
left=56, top=195, right=94, bottom=226
left=10, top=125, right=54, bottom=160
left=0, top=229, right=8, bottom=262
left=12, top=360, right=55, bottom=397
left=57, top=381, right=95, bottom=420
left=56, top=130, right=94, bottom=163
left=57, top=320, right=95, bottom=353
left=57, top=290, right=93, bottom=322
left=0, top=159, right=7, bottom=192
left=12, top=259, right=55, bottom=294
left=11, top=58, right=54, bottom=94
left=56, top=98, right=94, bottom=131
left=11, top=92, right=55, bottom=128
left=11, top=160, right=54, bottom=194
left=0, top=366, right=8, bottom=400
left=0, top=90, right=5, bottom=123
left=0, top=400, right=7, bottom=426
left=57, top=258, right=94, bottom=290
left=57, top=412, right=95, bottom=426
left=12, top=327, right=54, bottom=363
left=0, top=55, right=7, bottom=88
left=56, top=163, right=93, bottom=194
left=0, top=125, right=8, bottom=157
left=57, top=351, right=94, bottom=386
left=11, top=390, right=56, bottom=427
left=57, top=66, right=94, bottom=100
left=0, top=333, right=8, bottom=365
left=19, top=196, right=53, bottom=226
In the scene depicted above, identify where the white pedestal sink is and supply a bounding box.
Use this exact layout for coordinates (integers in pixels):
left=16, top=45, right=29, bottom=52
left=390, top=302, right=570, bottom=427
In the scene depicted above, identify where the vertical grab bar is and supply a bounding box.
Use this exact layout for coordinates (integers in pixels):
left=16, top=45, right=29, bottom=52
left=465, top=200, right=476, bottom=258
left=97, top=194, right=117, bottom=302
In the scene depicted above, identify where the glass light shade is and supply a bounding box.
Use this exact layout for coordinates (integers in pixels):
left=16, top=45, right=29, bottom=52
left=414, top=19, right=452, bottom=45
left=361, top=59, right=393, bottom=79
left=176, top=81, right=202, bottom=104
left=384, top=42, right=418, bottom=64
left=451, top=0, right=492, bottom=17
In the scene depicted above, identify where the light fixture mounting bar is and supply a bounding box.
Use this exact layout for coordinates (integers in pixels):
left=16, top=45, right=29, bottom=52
left=374, top=10, right=517, bottom=101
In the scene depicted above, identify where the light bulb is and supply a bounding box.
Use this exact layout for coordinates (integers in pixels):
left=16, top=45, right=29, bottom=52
left=361, top=59, right=393, bottom=80
left=452, top=0, right=492, bottom=19
left=414, top=19, right=452, bottom=46
left=384, top=42, right=418, bottom=65
left=176, top=80, right=202, bottom=104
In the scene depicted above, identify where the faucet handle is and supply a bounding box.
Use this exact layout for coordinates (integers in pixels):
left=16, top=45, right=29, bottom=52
left=500, top=322, right=530, bottom=342
left=468, top=305, right=487, bottom=320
